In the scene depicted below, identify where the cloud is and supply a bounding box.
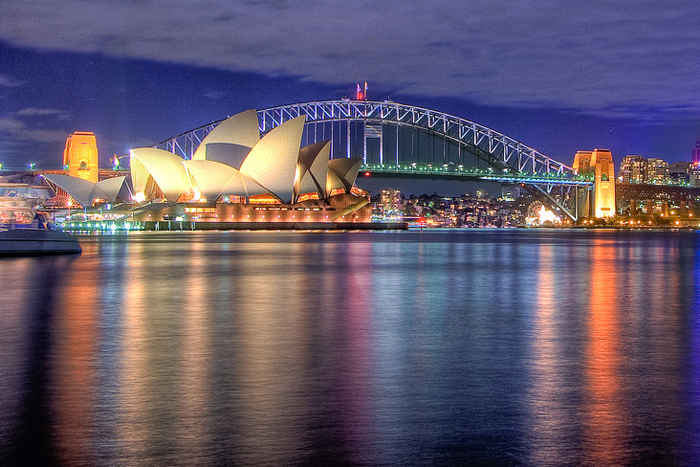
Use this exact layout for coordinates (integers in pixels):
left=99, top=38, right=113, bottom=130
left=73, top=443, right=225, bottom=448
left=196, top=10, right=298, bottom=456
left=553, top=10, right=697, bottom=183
left=16, top=107, right=70, bottom=119
left=0, top=115, right=68, bottom=143
left=1, top=0, right=700, bottom=119
left=0, top=74, right=24, bottom=87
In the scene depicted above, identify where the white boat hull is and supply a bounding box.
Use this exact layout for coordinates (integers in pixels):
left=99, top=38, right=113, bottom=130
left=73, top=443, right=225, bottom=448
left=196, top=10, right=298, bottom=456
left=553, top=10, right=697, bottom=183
left=0, top=229, right=81, bottom=255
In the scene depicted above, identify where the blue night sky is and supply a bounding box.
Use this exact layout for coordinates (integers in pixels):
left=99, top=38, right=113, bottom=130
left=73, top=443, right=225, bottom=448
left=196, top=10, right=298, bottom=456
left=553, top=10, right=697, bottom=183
left=1, top=0, right=700, bottom=170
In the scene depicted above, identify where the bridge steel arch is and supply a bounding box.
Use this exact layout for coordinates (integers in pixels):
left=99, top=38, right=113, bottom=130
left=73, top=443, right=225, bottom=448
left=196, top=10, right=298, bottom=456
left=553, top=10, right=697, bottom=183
left=157, top=100, right=590, bottom=220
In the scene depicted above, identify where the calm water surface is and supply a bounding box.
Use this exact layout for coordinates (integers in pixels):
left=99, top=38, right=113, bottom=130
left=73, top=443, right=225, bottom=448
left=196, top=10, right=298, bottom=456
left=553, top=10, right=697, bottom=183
left=0, top=229, right=699, bottom=466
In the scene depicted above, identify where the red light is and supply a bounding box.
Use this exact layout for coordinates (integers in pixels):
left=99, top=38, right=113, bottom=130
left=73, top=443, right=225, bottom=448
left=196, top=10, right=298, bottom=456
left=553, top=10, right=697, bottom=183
left=358, top=92, right=364, bottom=100
left=364, top=171, right=370, bottom=177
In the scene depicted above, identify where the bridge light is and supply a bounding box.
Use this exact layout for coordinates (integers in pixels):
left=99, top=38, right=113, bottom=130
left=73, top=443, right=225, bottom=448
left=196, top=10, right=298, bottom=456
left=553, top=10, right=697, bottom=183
left=365, top=172, right=370, bottom=177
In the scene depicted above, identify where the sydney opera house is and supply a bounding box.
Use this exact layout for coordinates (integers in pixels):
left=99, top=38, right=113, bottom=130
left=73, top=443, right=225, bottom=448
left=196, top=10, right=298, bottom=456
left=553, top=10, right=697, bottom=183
left=42, top=110, right=371, bottom=226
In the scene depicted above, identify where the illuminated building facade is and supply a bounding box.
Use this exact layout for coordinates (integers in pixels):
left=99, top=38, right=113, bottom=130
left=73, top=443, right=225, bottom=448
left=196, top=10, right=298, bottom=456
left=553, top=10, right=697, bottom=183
left=63, top=131, right=99, bottom=183
left=618, top=155, right=646, bottom=184
left=574, top=149, right=616, bottom=218
left=128, top=110, right=370, bottom=223
left=645, top=158, right=670, bottom=185
left=618, top=155, right=670, bottom=185
left=378, top=189, right=402, bottom=220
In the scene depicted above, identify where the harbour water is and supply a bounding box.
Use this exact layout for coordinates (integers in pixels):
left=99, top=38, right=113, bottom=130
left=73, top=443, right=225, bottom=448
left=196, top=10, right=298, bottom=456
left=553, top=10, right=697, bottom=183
left=1, top=229, right=699, bottom=466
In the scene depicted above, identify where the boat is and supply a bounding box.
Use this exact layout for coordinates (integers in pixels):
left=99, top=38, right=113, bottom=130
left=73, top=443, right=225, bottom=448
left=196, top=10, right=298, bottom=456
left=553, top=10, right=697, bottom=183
left=0, top=183, right=81, bottom=256
left=0, top=228, right=82, bottom=255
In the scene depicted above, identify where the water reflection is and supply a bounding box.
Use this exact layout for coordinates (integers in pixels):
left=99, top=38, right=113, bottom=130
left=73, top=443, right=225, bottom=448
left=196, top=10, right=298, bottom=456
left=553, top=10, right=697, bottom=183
left=584, top=239, right=628, bottom=466
left=1, top=230, right=698, bottom=466
left=52, top=254, right=99, bottom=466
left=0, top=255, right=77, bottom=465
left=527, top=244, right=580, bottom=466
left=688, top=245, right=700, bottom=466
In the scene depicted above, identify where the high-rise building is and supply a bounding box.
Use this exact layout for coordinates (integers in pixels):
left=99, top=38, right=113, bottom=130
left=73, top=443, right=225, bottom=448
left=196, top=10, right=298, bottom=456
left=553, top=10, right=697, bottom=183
left=691, top=162, right=700, bottom=187
left=379, top=189, right=402, bottom=220
left=669, top=161, right=691, bottom=185
left=618, top=155, right=646, bottom=183
left=692, top=141, right=700, bottom=163
left=645, top=158, right=669, bottom=185
left=63, top=131, right=99, bottom=183
left=618, top=155, right=670, bottom=185
left=501, top=186, right=520, bottom=201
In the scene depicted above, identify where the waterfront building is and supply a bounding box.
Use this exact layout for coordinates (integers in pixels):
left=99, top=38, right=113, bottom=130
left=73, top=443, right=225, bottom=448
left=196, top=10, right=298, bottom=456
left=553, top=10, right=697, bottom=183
left=42, top=174, right=131, bottom=208
left=618, top=155, right=646, bottom=184
left=126, top=111, right=369, bottom=223
left=692, top=141, right=700, bottom=163
left=692, top=163, right=700, bottom=187
left=645, top=158, right=670, bottom=185
left=501, top=186, right=520, bottom=201
left=379, top=189, right=402, bottom=220
left=618, top=155, right=671, bottom=185
left=63, top=131, right=99, bottom=183
left=669, top=161, right=691, bottom=185
left=41, top=110, right=371, bottom=224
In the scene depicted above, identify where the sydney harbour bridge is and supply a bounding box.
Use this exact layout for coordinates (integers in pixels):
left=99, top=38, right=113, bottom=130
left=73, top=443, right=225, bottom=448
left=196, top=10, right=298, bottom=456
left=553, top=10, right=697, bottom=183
left=157, top=100, right=593, bottom=221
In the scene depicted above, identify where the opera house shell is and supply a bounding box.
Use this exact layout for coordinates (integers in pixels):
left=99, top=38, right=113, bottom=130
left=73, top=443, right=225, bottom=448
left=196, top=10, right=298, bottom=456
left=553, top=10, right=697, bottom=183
left=39, top=110, right=370, bottom=225
left=127, top=111, right=369, bottom=223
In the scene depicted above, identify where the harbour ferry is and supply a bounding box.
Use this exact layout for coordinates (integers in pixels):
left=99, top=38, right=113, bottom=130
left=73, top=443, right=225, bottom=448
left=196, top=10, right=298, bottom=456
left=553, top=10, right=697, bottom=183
left=0, top=183, right=81, bottom=255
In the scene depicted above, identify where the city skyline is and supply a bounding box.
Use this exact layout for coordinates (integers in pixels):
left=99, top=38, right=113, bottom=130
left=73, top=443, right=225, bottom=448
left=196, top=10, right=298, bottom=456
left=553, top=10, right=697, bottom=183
left=1, top=1, right=700, bottom=169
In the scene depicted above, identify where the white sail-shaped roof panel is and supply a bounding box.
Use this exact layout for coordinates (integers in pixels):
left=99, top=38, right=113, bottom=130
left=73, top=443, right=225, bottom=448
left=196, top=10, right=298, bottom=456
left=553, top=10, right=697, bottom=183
left=184, top=160, right=242, bottom=201
left=95, top=176, right=130, bottom=202
left=239, top=174, right=269, bottom=197
left=130, top=148, right=191, bottom=201
left=219, top=172, right=249, bottom=197
left=308, top=141, right=330, bottom=197
left=239, top=116, right=305, bottom=203
left=328, top=157, right=362, bottom=193
left=296, top=141, right=330, bottom=200
left=202, top=143, right=252, bottom=169
left=192, top=109, right=260, bottom=161
left=129, top=153, right=151, bottom=197
left=326, top=169, right=345, bottom=193
left=42, top=173, right=100, bottom=207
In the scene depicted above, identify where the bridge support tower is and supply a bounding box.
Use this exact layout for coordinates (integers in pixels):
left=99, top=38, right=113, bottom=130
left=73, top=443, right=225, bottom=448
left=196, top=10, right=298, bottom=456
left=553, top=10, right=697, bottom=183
left=63, top=131, right=99, bottom=183
left=573, top=149, right=616, bottom=218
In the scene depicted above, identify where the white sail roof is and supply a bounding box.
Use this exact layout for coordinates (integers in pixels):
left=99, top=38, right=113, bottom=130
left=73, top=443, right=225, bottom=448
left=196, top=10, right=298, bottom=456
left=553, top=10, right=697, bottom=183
left=327, top=157, right=361, bottom=193
left=96, top=176, right=130, bottom=202
left=239, top=116, right=305, bottom=203
left=42, top=173, right=108, bottom=207
left=127, top=112, right=364, bottom=206
left=184, top=160, right=243, bottom=202
left=192, top=109, right=260, bottom=163
left=296, top=141, right=330, bottom=201
left=130, top=148, right=191, bottom=201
